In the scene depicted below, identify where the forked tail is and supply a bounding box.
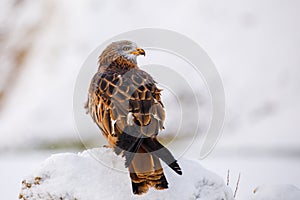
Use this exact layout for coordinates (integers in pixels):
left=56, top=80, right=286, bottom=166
left=115, top=133, right=182, bottom=195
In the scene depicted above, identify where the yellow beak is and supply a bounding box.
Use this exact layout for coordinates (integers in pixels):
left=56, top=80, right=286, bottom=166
left=130, top=48, right=145, bottom=56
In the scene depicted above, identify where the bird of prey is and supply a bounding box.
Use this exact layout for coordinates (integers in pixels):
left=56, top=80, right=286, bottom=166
left=86, top=40, right=182, bottom=195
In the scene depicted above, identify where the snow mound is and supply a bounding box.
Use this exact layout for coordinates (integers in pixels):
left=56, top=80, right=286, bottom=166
left=19, top=148, right=233, bottom=200
left=252, top=185, right=300, bottom=200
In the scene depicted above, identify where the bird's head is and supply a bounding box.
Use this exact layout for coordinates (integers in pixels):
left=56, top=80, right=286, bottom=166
left=99, top=40, right=145, bottom=66
left=117, top=40, right=145, bottom=57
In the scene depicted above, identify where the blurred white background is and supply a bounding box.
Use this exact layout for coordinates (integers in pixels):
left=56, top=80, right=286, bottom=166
left=0, top=0, right=299, bottom=199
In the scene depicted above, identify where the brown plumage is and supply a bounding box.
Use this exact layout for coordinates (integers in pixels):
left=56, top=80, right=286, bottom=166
left=86, top=40, right=182, bottom=195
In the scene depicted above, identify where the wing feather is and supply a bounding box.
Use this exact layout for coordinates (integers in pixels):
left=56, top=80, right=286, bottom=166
left=88, top=69, right=165, bottom=147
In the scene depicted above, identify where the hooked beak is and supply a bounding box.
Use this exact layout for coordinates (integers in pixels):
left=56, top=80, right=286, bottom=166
left=130, top=48, right=145, bottom=56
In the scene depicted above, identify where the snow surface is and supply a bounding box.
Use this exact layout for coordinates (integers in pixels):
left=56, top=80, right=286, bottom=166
left=252, top=185, right=300, bottom=200
left=19, top=148, right=234, bottom=200
left=202, top=154, right=300, bottom=200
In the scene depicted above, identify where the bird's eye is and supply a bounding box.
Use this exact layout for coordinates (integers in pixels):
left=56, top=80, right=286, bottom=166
left=122, top=46, right=130, bottom=51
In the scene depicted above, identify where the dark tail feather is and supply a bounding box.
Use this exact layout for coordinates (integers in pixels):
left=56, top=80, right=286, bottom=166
left=142, top=138, right=182, bottom=175
left=124, top=137, right=144, bottom=167
left=129, top=146, right=169, bottom=195
left=115, top=127, right=182, bottom=175
left=114, top=126, right=145, bottom=167
left=151, top=155, right=169, bottom=190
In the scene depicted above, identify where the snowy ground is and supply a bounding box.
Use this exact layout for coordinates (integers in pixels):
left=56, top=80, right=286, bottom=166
left=203, top=150, right=300, bottom=199
left=1, top=147, right=300, bottom=199
left=18, top=148, right=234, bottom=200
left=252, top=185, right=300, bottom=200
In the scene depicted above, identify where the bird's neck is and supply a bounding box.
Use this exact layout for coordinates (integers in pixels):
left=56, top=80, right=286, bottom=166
left=98, top=56, right=138, bottom=72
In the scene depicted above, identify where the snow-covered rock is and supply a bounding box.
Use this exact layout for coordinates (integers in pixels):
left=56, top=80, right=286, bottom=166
left=252, top=185, right=300, bottom=200
left=19, top=148, right=233, bottom=200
